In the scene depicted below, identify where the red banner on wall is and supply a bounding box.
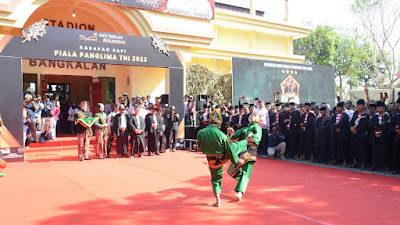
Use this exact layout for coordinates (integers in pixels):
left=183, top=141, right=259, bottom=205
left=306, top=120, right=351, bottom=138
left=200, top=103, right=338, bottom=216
left=90, top=0, right=215, bottom=20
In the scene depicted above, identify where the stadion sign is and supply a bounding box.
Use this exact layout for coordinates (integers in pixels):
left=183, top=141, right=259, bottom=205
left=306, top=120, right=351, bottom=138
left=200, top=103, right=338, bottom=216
left=90, top=0, right=215, bottom=20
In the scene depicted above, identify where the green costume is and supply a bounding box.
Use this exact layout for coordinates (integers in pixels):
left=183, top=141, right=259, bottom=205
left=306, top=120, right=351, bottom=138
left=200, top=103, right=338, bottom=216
left=197, top=124, right=246, bottom=194
left=228, top=122, right=262, bottom=193
left=94, top=111, right=108, bottom=133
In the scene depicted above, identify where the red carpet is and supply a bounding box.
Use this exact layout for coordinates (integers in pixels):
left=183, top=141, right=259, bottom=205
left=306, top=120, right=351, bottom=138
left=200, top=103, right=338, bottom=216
left=1, top=137, right=399, bottom=225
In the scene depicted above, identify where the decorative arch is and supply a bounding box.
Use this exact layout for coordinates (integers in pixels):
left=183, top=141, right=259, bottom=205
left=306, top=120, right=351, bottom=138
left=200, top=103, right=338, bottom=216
left=23, top=0, right=153, bottom=36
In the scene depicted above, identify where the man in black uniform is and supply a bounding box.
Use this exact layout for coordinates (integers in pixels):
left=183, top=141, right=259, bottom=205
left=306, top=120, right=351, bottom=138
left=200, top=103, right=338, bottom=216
left=221, top=106, right=235, bottom=134
left=146, top=105, right=161, bottom=156
left=390, top=103, right=400, bottom=174
left=198, top=105, right=210, bottom=130
left=315, top=106, right=331, bottom=163
left=368, top=101, right=391, bottom=171
left=284, top=102, right=300, bottom=158
left=167, top=106, right=180, bottom=152
left=330, top=102, right=350, bottom=166
left=129, top=105, right=146, bottom=158
left=349, top=99, right=369, bottom=169
left=113, top=104, right=130, bottom=158
left=232, top=105, right=248, bottom=131
left=270, top=103, right=286, bottom=132
left=299, top=103, right=316, bottom=161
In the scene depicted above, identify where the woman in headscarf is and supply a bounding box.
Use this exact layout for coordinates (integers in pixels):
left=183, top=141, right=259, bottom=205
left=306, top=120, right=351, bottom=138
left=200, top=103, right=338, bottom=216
left=94, top=103, right=108, bottom=159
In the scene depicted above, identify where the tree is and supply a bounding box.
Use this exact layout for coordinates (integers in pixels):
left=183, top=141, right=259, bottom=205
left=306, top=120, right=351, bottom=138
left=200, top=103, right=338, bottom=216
left=294, top=26, right=368, bottom=98
left=294, top=25, right=336, bottom=67
left=186, top=64, right=232, bottom=105
left=351, top=0, right=400, bottom=88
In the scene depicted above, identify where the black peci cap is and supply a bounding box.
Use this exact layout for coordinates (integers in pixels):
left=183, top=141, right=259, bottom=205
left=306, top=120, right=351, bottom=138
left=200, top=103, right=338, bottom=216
left=320, top=106, right=327, bottom=111
left=376, top=101, right=385, bottom=107
left=356, top=99, right=365, bottom=105
left=337, top=102, right=344, bottom=107
left=304, top=103, right=311, bottom=106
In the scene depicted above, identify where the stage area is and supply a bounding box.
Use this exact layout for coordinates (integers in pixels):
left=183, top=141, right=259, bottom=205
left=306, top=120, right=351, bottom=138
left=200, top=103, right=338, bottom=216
left=1, top=137, right=399, bottom=225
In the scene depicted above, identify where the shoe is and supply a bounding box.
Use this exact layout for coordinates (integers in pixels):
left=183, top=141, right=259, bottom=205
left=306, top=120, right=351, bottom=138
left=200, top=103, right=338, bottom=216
left=106, top=155, right=110, bottom=158
left=155, top=152, right=161, bottom=156
left=367, top=167, right=375, bottom=171
left=148, top=152, right=152, bottom=156
left=80, top=157, right=84, bottom=161
left=139, top=154, right=144, bottom=158
left=99, top=157, right=104, bottom=160
left=159, top=150, right=165, bottom=153
left=349, top=164, right=357, bottom=168
left=262, top=154, right=269, bottom=158
left=85, top=158, right=91, bottom=160
left=280, top=156, right=286, bottom=160
left=130, top=156, right=135, bottom=159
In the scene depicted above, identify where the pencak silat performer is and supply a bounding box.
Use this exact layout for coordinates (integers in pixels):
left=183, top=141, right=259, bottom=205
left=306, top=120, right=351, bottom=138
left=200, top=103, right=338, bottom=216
left=197, top=109, right=247, bottom=207
left=226, top=113, right=262, bottom=201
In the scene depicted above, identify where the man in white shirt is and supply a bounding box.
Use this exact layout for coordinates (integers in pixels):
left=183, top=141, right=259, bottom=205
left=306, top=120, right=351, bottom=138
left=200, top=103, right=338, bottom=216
left=254, top=100, right=270, bottom=157
left=344, top=101, right=355, bottom=122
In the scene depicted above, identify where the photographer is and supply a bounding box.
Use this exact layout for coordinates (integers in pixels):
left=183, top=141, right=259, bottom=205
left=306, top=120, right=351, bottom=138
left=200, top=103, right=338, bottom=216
left=167, top=106, right=180, bottom=152
left=41, top=95, right=54, bottom=127
left=24, top=94, right=38, bottom=143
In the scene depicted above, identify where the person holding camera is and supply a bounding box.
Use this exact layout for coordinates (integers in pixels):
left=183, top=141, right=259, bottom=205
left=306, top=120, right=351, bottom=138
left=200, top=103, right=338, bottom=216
left=167, top=106, right=180, bottom=152
left=24, top=94, right=38, bottom=143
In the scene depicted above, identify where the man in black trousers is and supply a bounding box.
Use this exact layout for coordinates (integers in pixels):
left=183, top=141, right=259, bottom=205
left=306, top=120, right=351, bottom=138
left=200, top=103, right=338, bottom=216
left=113, top=104, right=130, bottom=158
left=298, top=103, right=316, bottom=161
left=129, top=105, right=146, bottom=158
left=284, top=102, right=300, bottom=158
left=330, top=102, right=350, bottom=167
left=146, top=105, right=161, bottom=156
left=167, top=106, right=180, bottom=152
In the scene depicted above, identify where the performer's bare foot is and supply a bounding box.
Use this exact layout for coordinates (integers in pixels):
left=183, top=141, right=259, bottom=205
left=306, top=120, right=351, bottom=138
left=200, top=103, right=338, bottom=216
left=234, top=192, right=243, bottom=201
left=213, top=202, right=221, bottom=207
left=213, top=194, right=221, bottom=207
left=238, top=158, right=245, bottom=166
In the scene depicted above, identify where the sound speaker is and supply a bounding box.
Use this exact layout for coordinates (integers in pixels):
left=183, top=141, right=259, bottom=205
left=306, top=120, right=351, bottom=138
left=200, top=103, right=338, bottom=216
left=197, top=94, right=208, bottom=111
left=185, top=126, right=198, bottom=140
left=161, top=94, right=169, bottom=105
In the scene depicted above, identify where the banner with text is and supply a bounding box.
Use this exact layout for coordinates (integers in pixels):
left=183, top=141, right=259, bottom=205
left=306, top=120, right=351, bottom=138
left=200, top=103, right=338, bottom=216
left=232, top=58, right=335, bottom=106
left=1, top=26, right=182, bottom=69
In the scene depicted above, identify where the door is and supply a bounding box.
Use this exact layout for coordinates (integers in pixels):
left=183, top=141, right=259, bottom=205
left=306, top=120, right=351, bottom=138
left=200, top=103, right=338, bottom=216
left=40, top=74, right=48, bottom=98
left=90, top=77, right=104, bottom=114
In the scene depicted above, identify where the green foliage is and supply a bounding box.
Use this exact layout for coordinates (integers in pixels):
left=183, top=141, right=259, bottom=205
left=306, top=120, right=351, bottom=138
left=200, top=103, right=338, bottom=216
left=294, top=25, right=380, bottom=99
left=350, top=0, right=400, bottom=88
left=294, top=26, right=336, bottom=67
left=186, top=64, right=232, bottom=104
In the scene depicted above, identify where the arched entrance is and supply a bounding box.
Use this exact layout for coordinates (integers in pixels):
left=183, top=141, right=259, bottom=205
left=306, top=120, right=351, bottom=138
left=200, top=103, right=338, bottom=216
left=23, top=0, right=144, bottom=35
